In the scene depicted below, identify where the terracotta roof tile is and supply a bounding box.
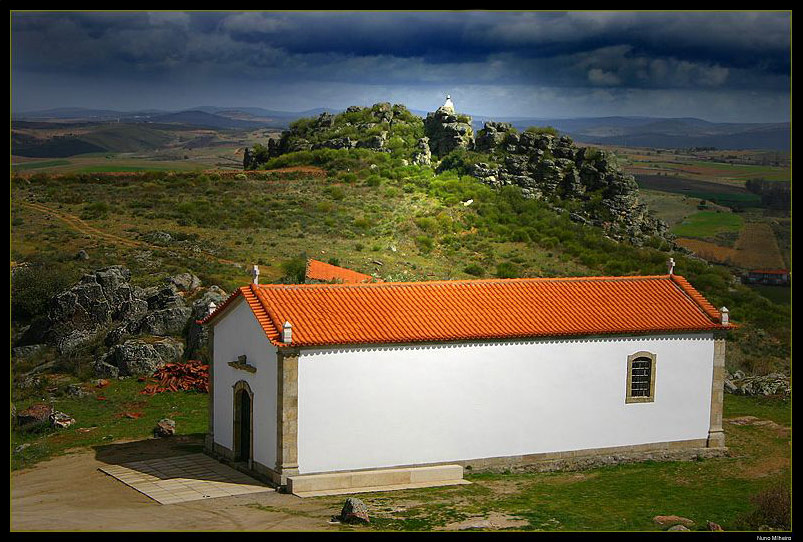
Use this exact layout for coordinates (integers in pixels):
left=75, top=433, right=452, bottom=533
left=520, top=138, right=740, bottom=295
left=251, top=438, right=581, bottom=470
left=201, top=274, right=732, bottom=348
left=305, top=259, right=375, bottom=284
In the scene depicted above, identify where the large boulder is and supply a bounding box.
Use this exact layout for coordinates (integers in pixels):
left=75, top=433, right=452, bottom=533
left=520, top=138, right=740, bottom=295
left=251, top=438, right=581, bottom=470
left=43, top=266, right=149, bottom=354
left=165, top=273, right=201, bottom=293
left=95, top=337, right=184, bottom=377
left=340, top=497, right=370, bottom=523
left=423, top=106, right=474, bottom=157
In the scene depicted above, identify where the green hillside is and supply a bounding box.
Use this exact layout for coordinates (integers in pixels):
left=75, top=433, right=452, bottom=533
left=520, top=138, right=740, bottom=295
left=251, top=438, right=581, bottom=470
left=79, top=124, right=176, bottom=153
left=11, top=154, right=791, bottom=376
left=12, top=124, right=178, bottom=157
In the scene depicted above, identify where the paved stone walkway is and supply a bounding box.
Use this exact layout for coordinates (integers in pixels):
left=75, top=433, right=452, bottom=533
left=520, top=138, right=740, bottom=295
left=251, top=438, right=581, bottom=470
left=99, top=453, right=273, bottom=504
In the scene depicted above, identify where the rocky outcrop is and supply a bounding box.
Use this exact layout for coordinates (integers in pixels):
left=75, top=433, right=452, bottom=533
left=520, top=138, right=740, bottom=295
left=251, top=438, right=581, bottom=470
left=103, top=283, right=192, bottom=346
left=474, top=121, right=513, bottom=153
left=423, top=106, right=474, bottom=157
left=411, top=137, right=432, bottom=166
left=261, top=103, right=420, bottom=163
left=42, top=266, right=149, bottom=354
left=95, top=337, right=184, bottom=378
left=468, top=126, right=670, bottom=243
left=725, top=371, right=790, bottom=396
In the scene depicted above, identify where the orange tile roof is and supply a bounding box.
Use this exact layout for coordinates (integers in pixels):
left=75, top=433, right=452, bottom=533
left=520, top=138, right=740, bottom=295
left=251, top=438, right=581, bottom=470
left=305, top=259, right=375, bottom=284
left=201, top=274, right=732, bottom=348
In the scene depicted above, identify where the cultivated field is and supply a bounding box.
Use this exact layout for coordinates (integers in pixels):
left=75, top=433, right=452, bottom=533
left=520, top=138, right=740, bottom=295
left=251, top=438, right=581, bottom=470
left=675, top=221, right=786, bottom=270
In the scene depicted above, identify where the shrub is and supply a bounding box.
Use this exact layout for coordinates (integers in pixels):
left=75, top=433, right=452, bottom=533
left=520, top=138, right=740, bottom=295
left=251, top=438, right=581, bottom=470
left=464, top=264, right=485, bottom=277
left=281, top=254, right=308, bottom=284
left=495, top=262, right=520, bottom=279
left=80, top=201, right=110, bottom=220
left=415, top=235, right=434, bottom=253
left=324, top=185, right=346, bottom=200
left=524, top=125, right=559, bottom=137
left=414, top=216, right=439, bottom=233
left=734, top=483, right=791, bottom=531
left=11, top=263, right=81, bottom=324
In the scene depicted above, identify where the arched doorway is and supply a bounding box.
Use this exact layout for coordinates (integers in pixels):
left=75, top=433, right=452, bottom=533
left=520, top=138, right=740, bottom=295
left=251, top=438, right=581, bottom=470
left=233, top=381, right=254, bottom=463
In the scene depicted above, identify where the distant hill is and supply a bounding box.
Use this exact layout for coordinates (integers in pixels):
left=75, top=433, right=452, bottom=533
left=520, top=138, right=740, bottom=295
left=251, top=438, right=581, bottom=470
left=14, top=106, right=791, bottom=150
left=469, top=116, right=790, bottom=151
left=142, top=110, right=273, bottom=130
left=12, top=124, right=177, bottom=157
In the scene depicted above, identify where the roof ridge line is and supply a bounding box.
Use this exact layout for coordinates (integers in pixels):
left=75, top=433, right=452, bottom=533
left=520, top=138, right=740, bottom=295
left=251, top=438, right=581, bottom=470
left=255, top=274, right=672, bottom=290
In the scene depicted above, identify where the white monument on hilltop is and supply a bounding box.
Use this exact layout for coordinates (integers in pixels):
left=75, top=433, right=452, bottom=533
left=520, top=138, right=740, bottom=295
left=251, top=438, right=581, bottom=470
left=442, top=94, right=455, bottom=112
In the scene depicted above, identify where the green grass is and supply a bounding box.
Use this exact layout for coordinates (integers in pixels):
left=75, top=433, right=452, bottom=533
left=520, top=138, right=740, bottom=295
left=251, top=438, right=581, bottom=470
left=748, top=285, right=792, bottom=306
left=360, top=393, right=791, bottom=532
left=77, top=164, right=199, bottom=173
left=722, top=393, right=791, bottom=426
left=11, top=378, right=208, bottom=471
left=672, top=211, right=744, bottom=239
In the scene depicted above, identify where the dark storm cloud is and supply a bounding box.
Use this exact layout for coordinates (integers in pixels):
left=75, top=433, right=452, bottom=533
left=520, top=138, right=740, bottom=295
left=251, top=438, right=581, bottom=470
left=13, top=12, right=791, bottom=82
left=10, top=11, right=791, bottom=121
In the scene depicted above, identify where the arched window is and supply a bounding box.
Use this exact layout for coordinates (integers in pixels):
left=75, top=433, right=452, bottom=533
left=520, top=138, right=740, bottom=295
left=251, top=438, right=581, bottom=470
left=626, top=352, right=657, bottom=403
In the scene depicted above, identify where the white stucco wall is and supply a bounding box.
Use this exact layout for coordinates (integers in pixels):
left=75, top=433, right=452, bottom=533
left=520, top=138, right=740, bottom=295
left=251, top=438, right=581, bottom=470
left=296, top=333, right=715, bottom=474
left=212, top=298, right=278, bottom=469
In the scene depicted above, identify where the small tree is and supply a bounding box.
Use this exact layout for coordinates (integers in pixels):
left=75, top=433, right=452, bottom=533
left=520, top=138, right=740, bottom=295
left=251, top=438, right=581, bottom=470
left=281, top=253, right=308, bottom=284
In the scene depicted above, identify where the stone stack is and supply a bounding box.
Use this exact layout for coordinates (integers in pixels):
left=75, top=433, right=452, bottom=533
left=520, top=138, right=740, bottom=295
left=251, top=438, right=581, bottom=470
left=423, top=106, right=474, bottom=157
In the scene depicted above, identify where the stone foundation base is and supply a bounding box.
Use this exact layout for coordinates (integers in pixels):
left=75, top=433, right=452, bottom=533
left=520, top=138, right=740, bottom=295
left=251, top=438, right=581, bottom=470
left=457, top=440, right=728, bottom=475
left=205, top=438, right=729, bottom=489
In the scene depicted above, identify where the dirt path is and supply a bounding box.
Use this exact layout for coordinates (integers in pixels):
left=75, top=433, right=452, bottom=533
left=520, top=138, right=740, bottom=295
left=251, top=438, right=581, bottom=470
left=18, top=201, right=244, bottom=268
left=11, top=436, right=343, bottom=532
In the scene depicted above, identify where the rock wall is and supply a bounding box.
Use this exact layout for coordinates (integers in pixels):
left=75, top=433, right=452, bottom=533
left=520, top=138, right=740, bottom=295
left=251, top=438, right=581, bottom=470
left=469, top=124, right=670, bottom=244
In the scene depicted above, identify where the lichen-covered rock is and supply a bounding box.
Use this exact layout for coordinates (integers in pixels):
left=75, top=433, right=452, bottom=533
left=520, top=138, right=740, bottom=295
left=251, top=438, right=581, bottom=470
left=166, top=273, right=201, bottom=293
left=12, top=344, right=47, bottom=360
left=653, top=515, right=695, bottom=528
left=97, top=337, right=184, bottom=377
left=340, top=497, right=370, bottom=523
left=42, top=266, right=150, bottom=354
left=411, top=137, right=432, bottom=166
left=16, top=403, right=53, bottom=428
left=154, top=418, right=176, bottom=437
left=725, top=372, right=790, bottom=396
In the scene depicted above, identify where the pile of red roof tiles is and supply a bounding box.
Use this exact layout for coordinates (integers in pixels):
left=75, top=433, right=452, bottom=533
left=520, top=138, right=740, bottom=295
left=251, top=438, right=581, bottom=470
left=140, top=360, right=209, bottom=395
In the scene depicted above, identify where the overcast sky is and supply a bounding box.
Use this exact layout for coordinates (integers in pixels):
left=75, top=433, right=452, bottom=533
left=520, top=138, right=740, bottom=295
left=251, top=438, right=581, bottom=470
left=11, top=11, right=792, bottom=122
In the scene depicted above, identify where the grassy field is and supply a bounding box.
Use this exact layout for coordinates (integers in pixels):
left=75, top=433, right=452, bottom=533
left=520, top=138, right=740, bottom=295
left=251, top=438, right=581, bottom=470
left=10, top=159, right=72, bottom=171
left=11, top=377, right=208, bottom=472
left=671, top=211, right=743, bottom=239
